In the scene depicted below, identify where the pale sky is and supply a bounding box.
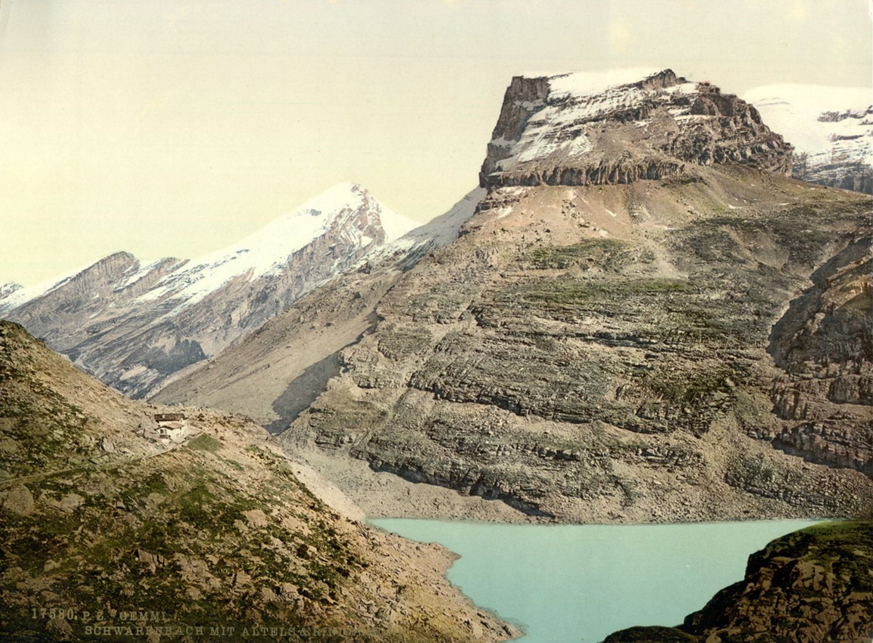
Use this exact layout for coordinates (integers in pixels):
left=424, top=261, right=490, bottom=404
left=1, top=0, right=871, bottom=286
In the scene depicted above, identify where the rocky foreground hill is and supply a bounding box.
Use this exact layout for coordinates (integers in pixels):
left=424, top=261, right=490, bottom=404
left=0, top=184, right=415, bottom=400
left=157, top=69, right=872, bottom=525
left=602, top=520, right=873, bottom=643
left=0, top=321, right=515, bottom=642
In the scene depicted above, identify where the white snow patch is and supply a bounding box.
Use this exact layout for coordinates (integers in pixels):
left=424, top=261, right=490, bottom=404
left=537, top=68, right=663, bottom=98
left=744, top=84, right=872, bottom=162
left=489, top=136, right=515, bottom=148
left=378, top=204, right=419, bottom=242
left=114, top=258, right=169, bottom=292
left=495, top=69, right=701, bottom=173
left=370, top=187, right=487, bottom=260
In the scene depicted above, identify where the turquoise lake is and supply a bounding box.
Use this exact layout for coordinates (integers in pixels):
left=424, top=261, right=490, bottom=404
left=371, top=518, right=819, bottom=643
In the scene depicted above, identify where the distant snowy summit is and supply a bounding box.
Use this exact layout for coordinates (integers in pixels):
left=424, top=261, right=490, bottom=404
left=0, top=282, right=22, bottom=303
left=134, top=182, right=416, bottom=313
left=480, top=68, right=792, bottom=188
left=744, top=84, right=872, bottom=194
left=0, top=182, right=417, bottom=398
left=1, top=183, right=414, bottom=315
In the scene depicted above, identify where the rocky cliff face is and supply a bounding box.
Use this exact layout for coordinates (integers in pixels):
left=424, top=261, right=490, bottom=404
left=745, top=85, right=873, bottom=194
left=0, top=184, right=415, bottom=399
left=602, top=520, right=873, bottom=643
left=480, top=69, right=792, bottom=188
left=159, top=70, right=872, bottom=525
left=275, top=169, right=871, bottom=523
left=0, top=321, right=515, bottom=643
left=768, top=235, right=872, bottom=474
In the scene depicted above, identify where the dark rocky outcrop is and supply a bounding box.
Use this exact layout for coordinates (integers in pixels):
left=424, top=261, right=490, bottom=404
left=603, top=521, right=873, bottom=643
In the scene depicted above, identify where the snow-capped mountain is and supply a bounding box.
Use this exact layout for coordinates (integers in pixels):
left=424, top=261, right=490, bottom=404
left=744, top=84, right=873, bottom=194
left=0, top=183, right=416, bottom=398
left=0, top=259, right=112, bottom=315
left=0, top=282, right=22, bottom=303
left=135, top=182, right=414, bottom=313
left=480, top=68, right=792, bottom=187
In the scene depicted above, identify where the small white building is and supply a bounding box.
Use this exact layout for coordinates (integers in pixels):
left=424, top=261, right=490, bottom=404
left=153, top=413, right=190, bottom=444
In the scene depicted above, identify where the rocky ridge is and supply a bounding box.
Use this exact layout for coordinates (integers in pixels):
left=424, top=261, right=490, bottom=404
left=0, top=183, right=416, bottom=399
left=602, top=520, right=873, bottom=643
left=152, top=188, right=486, bottom=432
left=0, top=320, right=515, bottom=642
left=276, top=168, right=872, bottom=523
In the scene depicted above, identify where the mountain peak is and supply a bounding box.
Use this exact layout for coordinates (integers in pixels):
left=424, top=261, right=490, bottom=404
left=0, top=257, right=116, bottom=314
left=296, top=181, right=369, bottom=216
left=274, top=182, right=416, bottom=242
left=136, top=182, right=414, bottom=312
left=1, top=182, right=420, bottom=398
left=519, top=67, right=675, bottom=92
left=480, top=68, right=792, bottom=188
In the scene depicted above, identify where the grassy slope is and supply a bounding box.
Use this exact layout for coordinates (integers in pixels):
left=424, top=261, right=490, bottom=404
left=0, top=321, right=514, bottom=643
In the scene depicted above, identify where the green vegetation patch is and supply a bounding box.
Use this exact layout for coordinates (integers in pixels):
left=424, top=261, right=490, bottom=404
left=524, top=238, right=630, bottom=269
left=641, top=365, right=732, bottom=405
left=512, top=277, right=691, bottom=307
left=186, top=434, right=224, bottom=453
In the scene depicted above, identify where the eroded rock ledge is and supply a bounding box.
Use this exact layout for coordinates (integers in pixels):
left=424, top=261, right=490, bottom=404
left=769, top=234, right=873, bottom=475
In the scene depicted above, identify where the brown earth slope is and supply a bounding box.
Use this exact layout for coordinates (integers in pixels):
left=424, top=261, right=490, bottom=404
left=276, top=167, right=872, bottom=523
left=0, top=321, right=515, bottom=642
